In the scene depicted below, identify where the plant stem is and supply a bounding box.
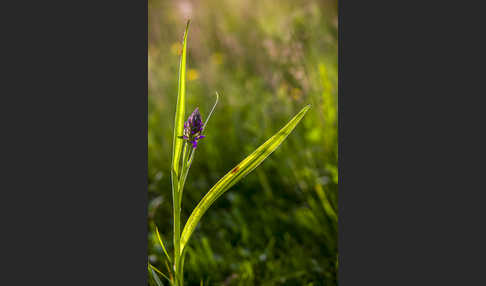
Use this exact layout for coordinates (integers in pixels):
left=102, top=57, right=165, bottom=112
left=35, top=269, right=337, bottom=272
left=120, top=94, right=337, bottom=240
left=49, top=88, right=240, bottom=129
left=179, top=147, right=194, bottom=200
left=173, top=186, right=181, bottom=286
left=173, top=142, right=191, bottom=286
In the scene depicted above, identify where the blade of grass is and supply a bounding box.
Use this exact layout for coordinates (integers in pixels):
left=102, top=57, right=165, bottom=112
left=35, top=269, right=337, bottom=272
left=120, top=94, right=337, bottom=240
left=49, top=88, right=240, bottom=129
left=150, top=269, right=164, bottom=286
left=171, top=20, right=190, bottom=180
left=155, top=226, right=172, bottom=264
left=149, top=263, right=170, bottom=284
left=315, top=183, right=337, bottom=222
left=180, top=104, right=311, bottom=253
left=201, top=92, right=220, bottom=133
left=148, top=267, right=157, bottom=286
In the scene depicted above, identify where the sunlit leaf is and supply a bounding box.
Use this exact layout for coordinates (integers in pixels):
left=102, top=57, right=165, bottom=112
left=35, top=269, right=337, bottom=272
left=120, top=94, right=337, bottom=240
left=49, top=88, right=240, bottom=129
left=155, top=226, right=172, bottom=264
left=180, top=105, right=311, bottom=253
left=172, top=20, right=190, bottom=181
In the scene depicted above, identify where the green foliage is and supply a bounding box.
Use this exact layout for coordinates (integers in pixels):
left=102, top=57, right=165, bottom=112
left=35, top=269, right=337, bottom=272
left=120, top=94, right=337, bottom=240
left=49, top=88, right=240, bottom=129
left=180, top=105, right=311, bottom=254
left=172, top=20, right=189, bottom=180
left=155, top=226, right=172, bottom=265
left=171, top=20, right=190, bottom=286
left=149, top=263, right=170, bottom=283
left=149, top=0, right=338, bottom=284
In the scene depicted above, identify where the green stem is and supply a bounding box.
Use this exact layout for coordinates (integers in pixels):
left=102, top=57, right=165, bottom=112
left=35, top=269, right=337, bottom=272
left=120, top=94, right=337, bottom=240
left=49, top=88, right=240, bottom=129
left=179, top=147, right=194, bottom=200
left=171, top=168, right=179, bottom=285
left=174, top=142, right=192, bottom=286
left=173, top=189, right=181, bottom=286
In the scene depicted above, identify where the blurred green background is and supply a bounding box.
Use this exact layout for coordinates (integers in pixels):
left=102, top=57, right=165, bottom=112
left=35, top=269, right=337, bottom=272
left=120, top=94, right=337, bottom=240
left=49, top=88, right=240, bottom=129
left=148, top=0, right=338, bottom=285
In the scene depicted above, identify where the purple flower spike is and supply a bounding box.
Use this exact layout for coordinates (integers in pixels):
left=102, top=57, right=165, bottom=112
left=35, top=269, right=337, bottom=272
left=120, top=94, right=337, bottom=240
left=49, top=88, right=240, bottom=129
left=188, top=108, right=203, bottom=133
left=181, top=107, right=205, bottom=148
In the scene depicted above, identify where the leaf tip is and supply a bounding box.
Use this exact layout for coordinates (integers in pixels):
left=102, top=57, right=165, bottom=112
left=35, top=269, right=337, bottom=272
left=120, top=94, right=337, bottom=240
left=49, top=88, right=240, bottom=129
left=182, top=19, right=191, bottom=43
left=301, top=104, right=312, bottom=115
left=184, top=19, right=191, bottom=34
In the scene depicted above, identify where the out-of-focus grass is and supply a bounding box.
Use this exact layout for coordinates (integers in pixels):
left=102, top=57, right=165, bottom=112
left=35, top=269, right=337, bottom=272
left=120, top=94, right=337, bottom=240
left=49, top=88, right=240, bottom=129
left=148, top=0, right=338, bottom=284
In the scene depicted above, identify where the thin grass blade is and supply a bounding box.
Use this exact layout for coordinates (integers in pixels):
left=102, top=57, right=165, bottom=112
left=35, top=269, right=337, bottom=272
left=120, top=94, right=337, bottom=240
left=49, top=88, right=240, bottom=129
left=180, top=104, right=311, bottom=252
left=149, top=263, right=170, bottom=284
left=315, top=184, right=337, bottom=222
left=155, top=226, right=172, bottom=264
left=202, top=92, right=220, bottom=133
left=148, top=267, right=158, bottom=286
left=171, top=20, right=190, bottom=180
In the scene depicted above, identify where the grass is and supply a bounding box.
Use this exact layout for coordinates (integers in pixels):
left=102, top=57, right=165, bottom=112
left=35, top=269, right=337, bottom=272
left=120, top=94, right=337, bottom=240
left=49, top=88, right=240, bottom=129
left=148, top=0, right=337, bottom=284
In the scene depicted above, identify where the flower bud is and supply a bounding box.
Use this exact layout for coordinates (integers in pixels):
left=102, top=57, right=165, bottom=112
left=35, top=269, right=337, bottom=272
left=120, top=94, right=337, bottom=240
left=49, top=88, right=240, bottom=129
left=181, top=108, right=205, bottom=148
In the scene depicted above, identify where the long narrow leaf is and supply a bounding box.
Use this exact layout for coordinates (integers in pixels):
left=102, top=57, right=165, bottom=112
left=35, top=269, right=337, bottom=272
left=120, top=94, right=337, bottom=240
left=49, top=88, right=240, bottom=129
left=202, top=92, right=220, bottom=133
left=180, top=104, right=311, bottom=252
left=148, top=268, right=158, bottom=286
left=150, top=269, right=164, bottom=286
left=149, top=263, right=170, bottom=284
left=171, top=20, right=190, bottom=179
left=155, top=226, right=172, bottom=264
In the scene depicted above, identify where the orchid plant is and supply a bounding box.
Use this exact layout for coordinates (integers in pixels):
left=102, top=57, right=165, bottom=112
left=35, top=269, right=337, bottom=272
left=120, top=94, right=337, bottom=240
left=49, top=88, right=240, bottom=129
left=148, top=20, right=310, bottom=286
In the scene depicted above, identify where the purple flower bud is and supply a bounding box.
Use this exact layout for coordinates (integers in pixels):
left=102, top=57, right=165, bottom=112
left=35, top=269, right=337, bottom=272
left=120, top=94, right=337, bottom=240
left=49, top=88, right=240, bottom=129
left=188, top=108, right=203, bottom=134
left=181, top=108, right=205, bottom=148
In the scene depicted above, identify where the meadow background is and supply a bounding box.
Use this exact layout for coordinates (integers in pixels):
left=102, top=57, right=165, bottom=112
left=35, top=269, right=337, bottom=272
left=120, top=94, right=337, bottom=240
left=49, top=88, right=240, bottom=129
left=148, top=0, right=338, bottom=284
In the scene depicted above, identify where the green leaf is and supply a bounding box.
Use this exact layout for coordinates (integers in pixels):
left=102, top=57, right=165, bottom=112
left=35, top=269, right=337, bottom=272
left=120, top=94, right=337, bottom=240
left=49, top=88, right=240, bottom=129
left=202, top=92, right=220, bottom=133
left=155, top=226, right=172, bottom=264
left=148, top=267, right=157, bottom=286
left=180, top=105, right=311, bottom=253
left=171, top=20, right=190, bottom=180
left=149, top=263, right=169, bottom=285
left=315, top=183, right=337, bottom=222
left=149, top=269, right=163, bottom=286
